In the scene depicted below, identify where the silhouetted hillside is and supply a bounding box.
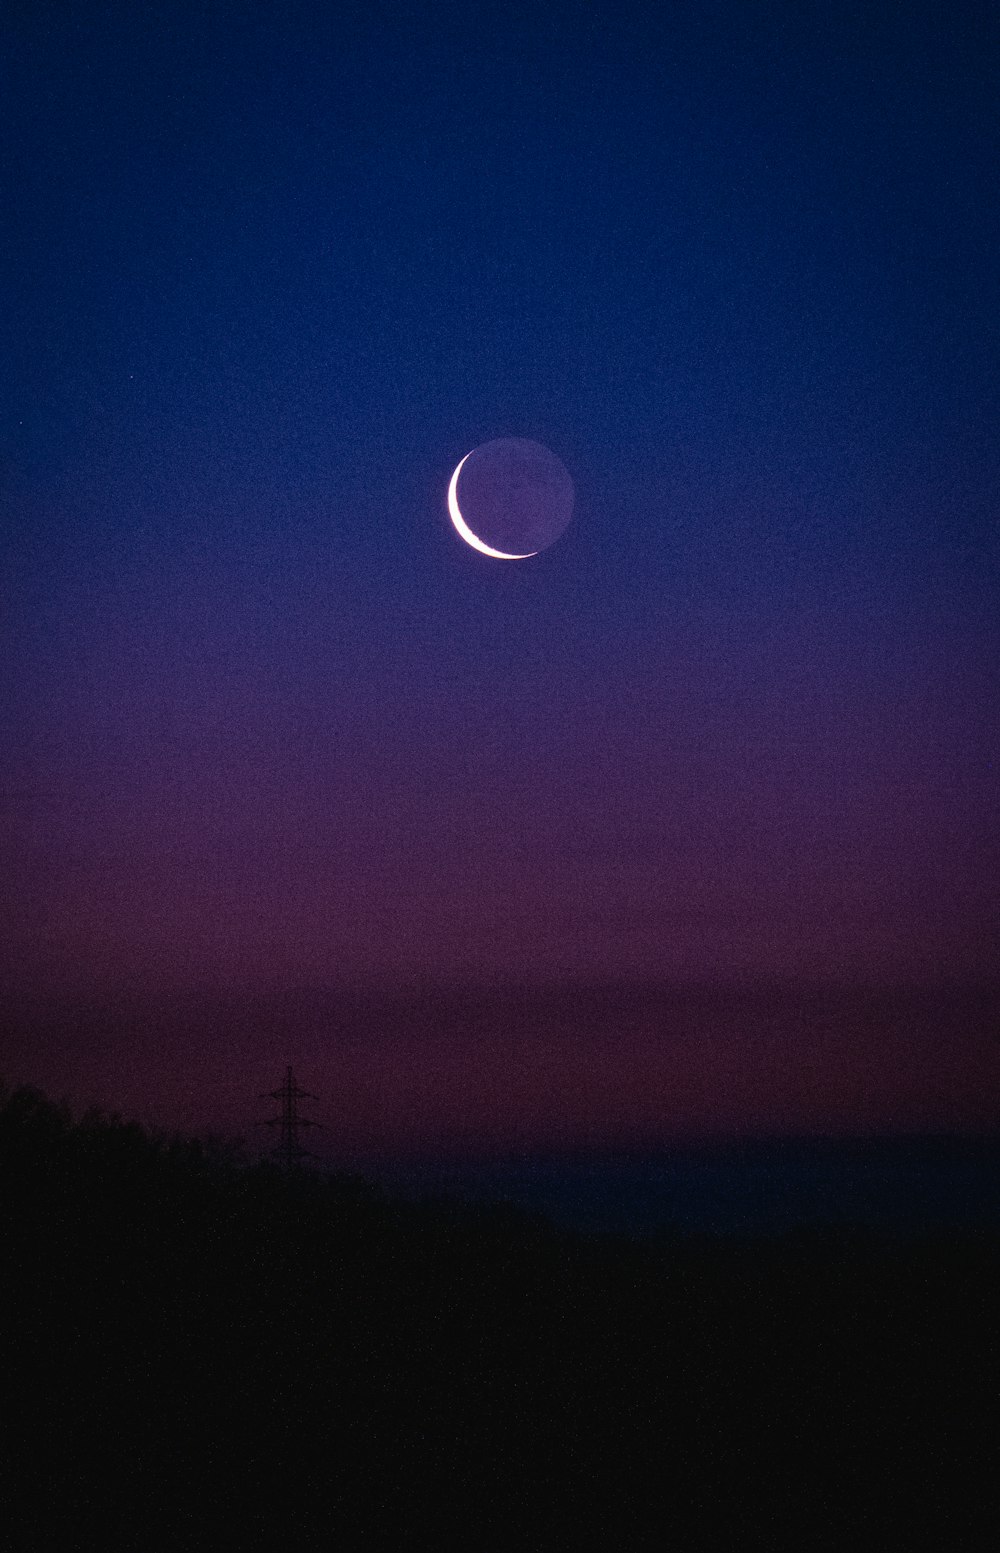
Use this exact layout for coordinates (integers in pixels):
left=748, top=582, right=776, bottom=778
left=378, top=1131, right=1000, bottom=1237
left=2, top=1083, right=997, bottom=1548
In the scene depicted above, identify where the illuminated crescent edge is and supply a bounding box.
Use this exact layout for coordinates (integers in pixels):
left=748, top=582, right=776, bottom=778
left=447, top=452, right=537, bottom=560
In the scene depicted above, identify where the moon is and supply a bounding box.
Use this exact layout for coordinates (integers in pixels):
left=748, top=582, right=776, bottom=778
left=447, top=438, right=574, bottom=560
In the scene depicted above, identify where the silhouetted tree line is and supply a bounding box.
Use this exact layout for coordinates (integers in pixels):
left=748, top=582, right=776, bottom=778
left=2, top=1082, right=997, bottom=1548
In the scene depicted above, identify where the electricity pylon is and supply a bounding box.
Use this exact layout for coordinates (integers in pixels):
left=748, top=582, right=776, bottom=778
left=259, top=1066, right=322, bottom=1166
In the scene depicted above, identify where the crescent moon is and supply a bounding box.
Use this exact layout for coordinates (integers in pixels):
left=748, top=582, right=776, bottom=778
left=447, top=453, right=537, bottom=560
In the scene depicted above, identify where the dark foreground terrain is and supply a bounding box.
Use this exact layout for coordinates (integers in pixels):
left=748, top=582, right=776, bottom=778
left=2, top=1084, right=997, bottom=1548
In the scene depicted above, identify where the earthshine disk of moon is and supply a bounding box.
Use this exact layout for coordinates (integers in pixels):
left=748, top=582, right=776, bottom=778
left=447, top=438, right=574, bottom=560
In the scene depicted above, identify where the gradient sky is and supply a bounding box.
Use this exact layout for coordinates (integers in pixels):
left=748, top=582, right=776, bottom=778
left=3, top=2, right=998, bottom=1144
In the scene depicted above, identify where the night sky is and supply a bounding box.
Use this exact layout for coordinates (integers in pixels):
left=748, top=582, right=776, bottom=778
left=3, top=1, right=998, bottom=1150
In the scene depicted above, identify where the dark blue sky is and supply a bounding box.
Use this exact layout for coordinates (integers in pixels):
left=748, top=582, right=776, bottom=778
left=2, top=1, right=998, bottom=1139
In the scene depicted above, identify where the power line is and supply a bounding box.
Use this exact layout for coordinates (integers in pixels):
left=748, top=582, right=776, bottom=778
left=258, top=1066, right=323, bottom=1167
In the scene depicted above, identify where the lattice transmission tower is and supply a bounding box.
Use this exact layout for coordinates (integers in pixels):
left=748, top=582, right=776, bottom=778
left=259, top=1066, right=323, bottom=1166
